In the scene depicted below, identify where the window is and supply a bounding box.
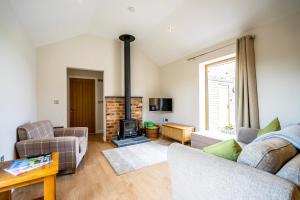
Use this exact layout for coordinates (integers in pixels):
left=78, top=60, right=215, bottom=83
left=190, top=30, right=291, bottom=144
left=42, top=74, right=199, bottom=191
left=205, top=57, right=236, bottom=134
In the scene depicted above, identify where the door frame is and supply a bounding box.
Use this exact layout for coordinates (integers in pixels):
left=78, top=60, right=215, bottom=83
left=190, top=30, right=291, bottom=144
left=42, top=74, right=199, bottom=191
left=205, top=57, right=235, bottom=130
left=67, top=76, right=98, bottom=134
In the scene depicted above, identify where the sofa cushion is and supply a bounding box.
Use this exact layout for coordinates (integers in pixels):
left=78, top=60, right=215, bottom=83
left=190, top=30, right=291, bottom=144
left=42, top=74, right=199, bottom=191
left=257, top=117, right=281, bottom=137
left=203, top=139, right=242, bottom=161
left=237, top=138, right=297, bottom=173
left=277, top=154, right=300, bottom=186
left=18, top=120, right=54, bottom=140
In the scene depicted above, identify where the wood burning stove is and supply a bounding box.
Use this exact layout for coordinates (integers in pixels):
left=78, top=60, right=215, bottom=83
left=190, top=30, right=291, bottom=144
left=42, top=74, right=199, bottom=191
left=118, top=34, right=139, bottom=139
left=119, top=119, right=138, bottom=139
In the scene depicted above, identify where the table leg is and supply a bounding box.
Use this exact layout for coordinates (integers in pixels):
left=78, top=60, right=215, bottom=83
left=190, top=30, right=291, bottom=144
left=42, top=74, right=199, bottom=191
left=181, top=137, right=185, bottom=145
left=0, top=191, right=11, bottom=200
left=44, top=175, right=56, bottom=200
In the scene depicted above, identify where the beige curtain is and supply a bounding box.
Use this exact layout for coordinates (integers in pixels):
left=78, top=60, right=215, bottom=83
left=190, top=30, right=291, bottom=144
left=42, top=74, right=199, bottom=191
left=235, top=35, right=260, bottom=129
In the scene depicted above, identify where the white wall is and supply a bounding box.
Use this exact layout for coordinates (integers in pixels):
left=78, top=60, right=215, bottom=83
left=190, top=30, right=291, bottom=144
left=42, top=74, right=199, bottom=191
left=160, top=41, right=235, bottom=130
left=160, top=12, right=300, bottom=129
left=37, top=34, right=161, bottom=140
left=0, top=1, right=37, bottom=160
left=251, top=12, right=300, bottom=127
left=131, top=49, right=161, bottom=123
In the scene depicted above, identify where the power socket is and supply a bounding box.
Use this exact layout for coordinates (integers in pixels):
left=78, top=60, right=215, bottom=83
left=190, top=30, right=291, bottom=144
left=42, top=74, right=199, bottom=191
left=162, top=118, right=169, bottom=122
left=0, top=155, right=4, bottom=163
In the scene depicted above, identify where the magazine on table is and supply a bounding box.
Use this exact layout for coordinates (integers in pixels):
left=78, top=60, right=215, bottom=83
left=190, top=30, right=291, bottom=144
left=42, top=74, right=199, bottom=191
left=4, top=153, right=52, bottom=176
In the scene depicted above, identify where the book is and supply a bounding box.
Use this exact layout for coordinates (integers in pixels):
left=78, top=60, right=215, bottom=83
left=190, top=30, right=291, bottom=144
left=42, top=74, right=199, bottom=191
left=4, top=154, right=52, bottom=176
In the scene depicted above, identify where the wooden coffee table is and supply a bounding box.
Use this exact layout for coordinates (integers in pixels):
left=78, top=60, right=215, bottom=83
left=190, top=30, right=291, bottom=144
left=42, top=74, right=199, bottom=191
left=0, top=152, right=59, bottom=200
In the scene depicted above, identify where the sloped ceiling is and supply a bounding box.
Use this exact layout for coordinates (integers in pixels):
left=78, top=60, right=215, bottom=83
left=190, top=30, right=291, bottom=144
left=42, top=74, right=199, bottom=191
left=8, top=0, right=300, bottom=65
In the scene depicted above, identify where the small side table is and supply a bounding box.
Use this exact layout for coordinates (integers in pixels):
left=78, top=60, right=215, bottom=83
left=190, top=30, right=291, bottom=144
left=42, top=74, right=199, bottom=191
left=0, top=152, right=59, bottom=200
left=191, top=130, right=236, bottom=149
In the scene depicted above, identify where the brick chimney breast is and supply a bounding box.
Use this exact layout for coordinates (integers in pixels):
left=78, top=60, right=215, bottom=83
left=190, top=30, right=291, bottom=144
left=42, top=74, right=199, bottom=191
left=105, top=96, right=143, bottom=141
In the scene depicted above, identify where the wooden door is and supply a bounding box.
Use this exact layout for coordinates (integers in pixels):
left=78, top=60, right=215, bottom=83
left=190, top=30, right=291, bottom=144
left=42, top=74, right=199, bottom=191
left=70, top=78, right=95, bottom=133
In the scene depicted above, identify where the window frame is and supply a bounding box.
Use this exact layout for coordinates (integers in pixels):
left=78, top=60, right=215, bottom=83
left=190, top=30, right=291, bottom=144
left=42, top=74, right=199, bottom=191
left=205, top=57, right=236, bottom=130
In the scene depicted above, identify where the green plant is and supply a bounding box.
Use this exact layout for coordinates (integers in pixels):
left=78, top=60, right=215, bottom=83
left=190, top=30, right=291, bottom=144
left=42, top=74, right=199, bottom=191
left=224, top=124, right=234, bottom=130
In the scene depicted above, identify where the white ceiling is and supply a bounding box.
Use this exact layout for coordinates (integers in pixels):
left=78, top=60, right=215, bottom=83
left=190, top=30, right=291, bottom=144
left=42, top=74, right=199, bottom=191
left=8, top=0, right=300, bottom=65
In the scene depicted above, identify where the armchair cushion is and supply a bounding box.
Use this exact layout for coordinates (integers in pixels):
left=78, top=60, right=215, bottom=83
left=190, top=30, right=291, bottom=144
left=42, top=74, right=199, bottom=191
left=17, top=120, right=54, bottom=140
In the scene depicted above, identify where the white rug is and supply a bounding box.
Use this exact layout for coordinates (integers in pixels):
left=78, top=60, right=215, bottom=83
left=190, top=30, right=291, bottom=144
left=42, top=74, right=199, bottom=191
left=102, top=139, right=171, bottom=175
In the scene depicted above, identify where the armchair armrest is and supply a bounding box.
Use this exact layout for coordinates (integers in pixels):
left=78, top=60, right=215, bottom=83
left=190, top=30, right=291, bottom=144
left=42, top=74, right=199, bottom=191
left=54, top=127, right=88, bottom=138
left=236, top=127, right=259, bottom=144
left=16, top=137, right=79, bottom=171
left=16, top=138, right=51, bottom=158
left=168, top=143, right=300, bottom=200
left=16, top=137, right=79, bottom=158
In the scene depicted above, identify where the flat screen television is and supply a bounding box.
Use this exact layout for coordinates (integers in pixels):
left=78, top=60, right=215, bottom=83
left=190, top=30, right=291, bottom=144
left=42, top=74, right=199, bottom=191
left=149, top=98, right=172, bottom=112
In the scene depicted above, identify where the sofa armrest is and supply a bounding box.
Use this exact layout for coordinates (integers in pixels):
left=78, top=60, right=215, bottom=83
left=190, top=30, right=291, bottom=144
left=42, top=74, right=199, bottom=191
left=168, top=143, right=300, bottom=200
left=236, top=127, right=259, bottom=144
left=54, top=127, right=88, bottom=138
left=16, top=137, right=79, bottom=171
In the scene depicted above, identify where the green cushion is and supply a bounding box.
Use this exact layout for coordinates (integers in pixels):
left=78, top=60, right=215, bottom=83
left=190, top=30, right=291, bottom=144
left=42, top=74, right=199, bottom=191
left=203, top=139, right=242, bottom=161
left=257, top=117, right=281, bottom=137
left=144, top=121, right=156, bottom=128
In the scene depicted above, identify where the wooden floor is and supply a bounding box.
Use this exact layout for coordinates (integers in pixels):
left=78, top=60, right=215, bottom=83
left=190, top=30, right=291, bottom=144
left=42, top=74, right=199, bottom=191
left=12, top=135, right=172, bottom=200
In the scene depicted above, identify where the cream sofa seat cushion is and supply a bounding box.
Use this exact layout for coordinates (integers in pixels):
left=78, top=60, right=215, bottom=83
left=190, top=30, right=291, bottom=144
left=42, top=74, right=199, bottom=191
left=277, top=154, right=300, bottom=186
left=237, top=138, right=297, bottom=173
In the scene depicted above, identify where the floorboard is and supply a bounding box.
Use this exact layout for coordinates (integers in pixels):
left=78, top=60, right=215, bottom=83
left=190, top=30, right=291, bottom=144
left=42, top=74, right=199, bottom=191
left=12, top=135, right=172, bottom=200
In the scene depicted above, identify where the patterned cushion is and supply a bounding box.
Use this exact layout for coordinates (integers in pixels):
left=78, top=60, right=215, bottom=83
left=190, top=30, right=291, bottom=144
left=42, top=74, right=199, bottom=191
left=277, top=154, right=300, bottom=186
left=237, top=138, right=297, bottom=173
left=18, top=120, right=54, bottom=140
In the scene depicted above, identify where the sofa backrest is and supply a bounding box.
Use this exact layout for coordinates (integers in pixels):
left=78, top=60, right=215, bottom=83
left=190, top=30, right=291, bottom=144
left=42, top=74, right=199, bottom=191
left=17, top=120, right=54, bottom=140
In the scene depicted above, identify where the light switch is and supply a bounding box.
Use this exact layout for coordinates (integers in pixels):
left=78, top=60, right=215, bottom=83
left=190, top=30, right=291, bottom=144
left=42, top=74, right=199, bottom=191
left=54, top=99, right=60, bottom=104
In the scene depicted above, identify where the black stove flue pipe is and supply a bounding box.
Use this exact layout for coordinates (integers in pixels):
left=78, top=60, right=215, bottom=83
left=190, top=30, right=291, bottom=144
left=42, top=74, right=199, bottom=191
left=119, top=34, right=135, bottom=120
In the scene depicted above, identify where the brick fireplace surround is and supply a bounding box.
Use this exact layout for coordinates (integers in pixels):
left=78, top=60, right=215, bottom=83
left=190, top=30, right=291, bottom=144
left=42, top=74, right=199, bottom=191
left=105, top=96, right=143, bottom=141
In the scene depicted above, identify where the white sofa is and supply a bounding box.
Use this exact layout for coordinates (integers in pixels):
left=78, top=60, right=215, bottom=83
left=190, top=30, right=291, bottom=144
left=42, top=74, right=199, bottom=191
left=167, top=128, right=300, bottom=200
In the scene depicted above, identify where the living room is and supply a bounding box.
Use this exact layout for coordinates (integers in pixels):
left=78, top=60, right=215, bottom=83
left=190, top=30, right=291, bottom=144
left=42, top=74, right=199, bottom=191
left=1, top=0, right=300, bottom=200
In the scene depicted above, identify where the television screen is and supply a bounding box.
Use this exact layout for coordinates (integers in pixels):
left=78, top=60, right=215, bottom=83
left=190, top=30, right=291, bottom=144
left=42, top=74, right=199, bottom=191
left=161, top=98, right=172, bottom=111
left=149, top=98, right=172, bottom=112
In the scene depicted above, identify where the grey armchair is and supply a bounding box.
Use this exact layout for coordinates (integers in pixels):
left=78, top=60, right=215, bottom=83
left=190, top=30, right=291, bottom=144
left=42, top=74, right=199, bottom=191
left=16, top=120, right=88, bottom=173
